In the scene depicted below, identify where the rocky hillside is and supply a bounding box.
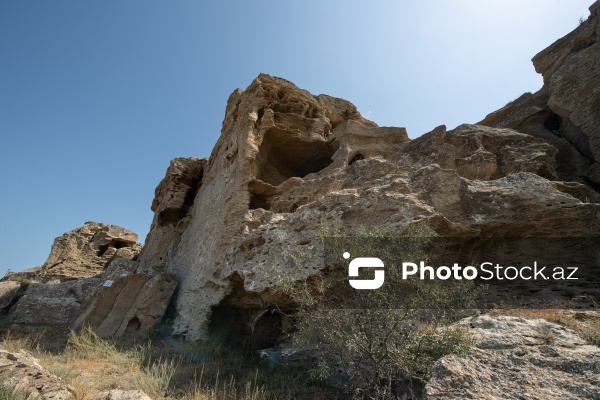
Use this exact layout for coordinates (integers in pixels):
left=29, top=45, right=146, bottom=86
left=4, top=222, right=141, bottom=283
left=0, top=222, right=142, bottom=345
left=131, top=2, right=600, bottom=343
left=1, top=1, right=599, bottom=399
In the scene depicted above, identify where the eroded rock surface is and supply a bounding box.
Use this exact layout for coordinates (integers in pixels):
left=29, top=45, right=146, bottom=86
left=71, top=258, right=176, bottom=338
left=137, top=68, right=600, bottom=343
left=426, top=315, right=600, bottom=399
left=140, top=157, right=206, bottom=270
left=0, top=281, right=22, bottom=312
left=0, top=349, right=74, bottom=399
left=1, top=222, right=144, bottom=342
left=136, top=74, right=372, bottom=340
left=35, top=222, right=141, bottom=281
left=481, top=1, right=600, bottom=187
left=8, top=278, right=101, bottom=343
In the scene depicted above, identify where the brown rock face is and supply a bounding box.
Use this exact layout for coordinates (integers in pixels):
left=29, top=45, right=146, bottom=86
left=140, top=157, right=206, bottom=269
left=39, top=222, right=141, bottom=281
left=481, top=1, right=600, bottom=187
left=71, top=258, right=176, bottom=338
left=136, top=74, right=375, bottom=340
left=8, top=278, right=101, bottom=343
left=137, top=53, right=600, bottom=344
left=1, top=222, right=144, bottom=342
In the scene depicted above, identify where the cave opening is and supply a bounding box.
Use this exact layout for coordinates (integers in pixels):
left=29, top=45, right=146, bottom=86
left=348, top=153, right=366, bottom=166
left=124, top=317, right=142, bottom=334
left=247, top=180, right=278, bottom=211
left=248, top=192, right=271, bottom=210
left=97, top=239, right=131, bottom=256
left=208, top=303, right=284, bottom=350
left=253, top=128, right=335, bottom=186
left=112, top=240, right=128, bottom=249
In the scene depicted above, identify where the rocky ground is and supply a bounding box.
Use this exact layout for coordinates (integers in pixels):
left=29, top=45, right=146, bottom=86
left=426, top=315, right=600, bottom=399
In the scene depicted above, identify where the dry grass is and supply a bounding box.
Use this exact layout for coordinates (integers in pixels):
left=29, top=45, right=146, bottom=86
left=4, top=309, right=594, bottom=399
left=0, top=328, right=332, bottom=400
left=0, top=382, right=29, bottom=400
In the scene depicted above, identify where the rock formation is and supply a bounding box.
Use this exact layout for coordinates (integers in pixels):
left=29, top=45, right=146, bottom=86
left=135, top=74, right=419, bottom=340
left=132, top=2, right=600, bottom=343
left=71, top=258, right=176, bottom=338
left=0, top=281, right=22, bottom=313
left=38, top=222, right=141, bottom=281
left=0, top=349, right=75, bottom=399
left=0, top=222, right=144, bottom=342
left=426, top=315, right=600, bottom=399
left=8, top=278, right=100, bottom=341
left=1, top=1, right=599, bottom=398
left=480, top=1, right=600, bottom=188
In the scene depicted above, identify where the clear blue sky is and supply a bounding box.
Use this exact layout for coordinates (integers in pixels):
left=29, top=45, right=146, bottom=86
left=0, top=0, right=592, bottom=275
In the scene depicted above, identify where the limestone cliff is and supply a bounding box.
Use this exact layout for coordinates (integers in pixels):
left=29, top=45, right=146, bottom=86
left=137, top=5, right=600, bottom=342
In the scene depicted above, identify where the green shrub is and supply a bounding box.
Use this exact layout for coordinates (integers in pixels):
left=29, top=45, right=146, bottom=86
left=273, top=224, right=479, bottom=398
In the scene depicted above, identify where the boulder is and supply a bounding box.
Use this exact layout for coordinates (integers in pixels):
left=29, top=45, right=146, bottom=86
left=71, top=258, right=176, bottom=338
left=0, top=349, right=74, bottom=399
left=9, top=278, right=101, bottom=333
left=0, top=281, right=22, bottom=311
left=426, top=315, right=600, bottom=399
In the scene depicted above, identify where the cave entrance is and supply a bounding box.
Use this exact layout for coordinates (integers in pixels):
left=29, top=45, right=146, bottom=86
left=124, top=316, right=142, bottom=334
left=97, top=239, right=132, bottom=256
left=208, top=303, right=285, bottom=350
left=253, top=128, right=335, bottom=186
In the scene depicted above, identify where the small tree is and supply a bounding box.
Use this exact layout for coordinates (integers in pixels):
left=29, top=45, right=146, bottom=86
left=275, top=224, right=479, bottom=398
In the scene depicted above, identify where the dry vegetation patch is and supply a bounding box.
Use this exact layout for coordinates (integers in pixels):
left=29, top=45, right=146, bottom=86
left=0, top=328, right=332, bottom=400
